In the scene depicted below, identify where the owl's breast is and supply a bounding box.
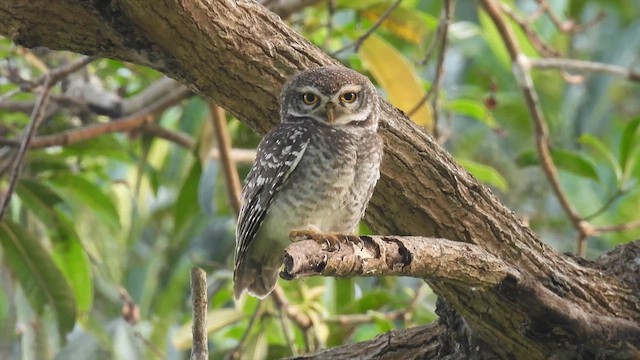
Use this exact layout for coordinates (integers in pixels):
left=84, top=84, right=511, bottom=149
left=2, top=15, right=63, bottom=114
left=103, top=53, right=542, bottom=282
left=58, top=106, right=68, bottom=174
left=266, top=128, right=381, bottom=235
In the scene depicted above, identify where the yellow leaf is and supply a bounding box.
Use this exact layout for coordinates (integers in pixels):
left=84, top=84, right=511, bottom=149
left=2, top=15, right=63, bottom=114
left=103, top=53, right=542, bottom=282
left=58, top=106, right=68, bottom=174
left=360, top=34, right=434, bottom=132
left=361, top=5, right=436, bottom=44
left=171, top=308, right=244, bottom=349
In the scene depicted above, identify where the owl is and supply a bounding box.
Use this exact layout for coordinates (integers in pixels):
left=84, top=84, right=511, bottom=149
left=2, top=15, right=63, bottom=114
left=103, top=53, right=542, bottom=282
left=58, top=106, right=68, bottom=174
left=234, top=66, right=383, bottom=299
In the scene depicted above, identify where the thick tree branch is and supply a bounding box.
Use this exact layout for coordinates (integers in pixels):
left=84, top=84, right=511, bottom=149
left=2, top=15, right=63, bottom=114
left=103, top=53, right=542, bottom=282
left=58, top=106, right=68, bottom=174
left=282, top=235, right=518, bottom=289
left=283, top=235, right=640, bottom=359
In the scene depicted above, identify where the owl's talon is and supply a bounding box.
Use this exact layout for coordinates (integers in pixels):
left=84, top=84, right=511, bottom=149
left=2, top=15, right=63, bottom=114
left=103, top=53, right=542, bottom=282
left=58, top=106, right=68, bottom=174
left=315, top=234, right=341, bottom=252
left=345, top=234, right=365, bottom=250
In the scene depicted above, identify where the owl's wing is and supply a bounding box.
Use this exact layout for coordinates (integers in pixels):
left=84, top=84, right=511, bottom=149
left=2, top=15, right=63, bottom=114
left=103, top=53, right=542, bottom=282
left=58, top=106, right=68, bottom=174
left=235, top=124, right=310, bottom=260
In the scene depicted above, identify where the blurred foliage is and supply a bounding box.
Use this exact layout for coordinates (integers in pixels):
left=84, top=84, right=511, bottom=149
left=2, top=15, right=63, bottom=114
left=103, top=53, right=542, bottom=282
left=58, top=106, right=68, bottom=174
left=1, top=0, right=639, bottom=359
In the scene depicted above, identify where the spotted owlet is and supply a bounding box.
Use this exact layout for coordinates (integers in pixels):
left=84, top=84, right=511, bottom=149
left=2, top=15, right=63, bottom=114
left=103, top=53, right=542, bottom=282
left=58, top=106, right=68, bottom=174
left=234, top=66, right=383, bottom=299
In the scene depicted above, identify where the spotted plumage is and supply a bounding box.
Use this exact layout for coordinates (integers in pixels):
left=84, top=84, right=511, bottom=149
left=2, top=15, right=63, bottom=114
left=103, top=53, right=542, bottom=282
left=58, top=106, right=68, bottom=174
left=234, top=66, right=384, bottom=299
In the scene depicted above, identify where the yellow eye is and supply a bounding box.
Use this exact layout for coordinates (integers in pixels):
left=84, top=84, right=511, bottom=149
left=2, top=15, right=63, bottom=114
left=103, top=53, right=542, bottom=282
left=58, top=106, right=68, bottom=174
left=340, top=92, right=357, bottom=103
left=302, top=93, right=318, bottom=105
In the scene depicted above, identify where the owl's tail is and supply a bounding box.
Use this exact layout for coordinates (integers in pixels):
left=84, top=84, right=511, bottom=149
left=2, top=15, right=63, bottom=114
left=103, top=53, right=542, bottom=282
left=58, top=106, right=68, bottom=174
left=233, top=252, right=281, bottom=300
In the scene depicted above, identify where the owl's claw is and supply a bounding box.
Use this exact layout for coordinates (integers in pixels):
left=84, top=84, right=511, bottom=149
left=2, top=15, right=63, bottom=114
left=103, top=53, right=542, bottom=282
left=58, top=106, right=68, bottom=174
left=289, top=230, right=341, bottom=252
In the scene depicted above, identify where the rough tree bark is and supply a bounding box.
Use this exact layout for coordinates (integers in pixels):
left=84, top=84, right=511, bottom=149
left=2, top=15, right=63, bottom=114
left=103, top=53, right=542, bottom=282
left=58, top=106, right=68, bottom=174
left=1, top=0, right=638, bottom=359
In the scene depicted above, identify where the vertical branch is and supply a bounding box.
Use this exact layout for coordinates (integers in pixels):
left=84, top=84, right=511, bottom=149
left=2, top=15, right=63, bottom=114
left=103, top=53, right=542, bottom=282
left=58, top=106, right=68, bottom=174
left=0, top=77, right=52, bottom=221
left=409, top=0, right=456, bottom=134
left=479, top=0, right=591, bottom=255
left=190, top=267, right=209, bottom=360
left=209, top=103, right=242, bottom=216
left=428, top=0, right=455, bottom=129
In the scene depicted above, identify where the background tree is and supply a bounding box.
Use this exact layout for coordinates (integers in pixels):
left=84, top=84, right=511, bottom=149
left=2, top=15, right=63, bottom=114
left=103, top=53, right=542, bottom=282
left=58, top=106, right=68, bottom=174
left=0, top=0, right=639, bottom=359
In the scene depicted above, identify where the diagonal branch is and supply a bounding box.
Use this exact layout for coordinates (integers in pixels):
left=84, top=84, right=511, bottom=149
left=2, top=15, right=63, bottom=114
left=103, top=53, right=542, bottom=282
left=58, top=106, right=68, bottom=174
left=479, top=0, right=592, bottom=255
left=332, top=0, right=402, bottom=55
left=209, top=103, right=242, bottom=216
left=0, top=77, right=52, bottom=221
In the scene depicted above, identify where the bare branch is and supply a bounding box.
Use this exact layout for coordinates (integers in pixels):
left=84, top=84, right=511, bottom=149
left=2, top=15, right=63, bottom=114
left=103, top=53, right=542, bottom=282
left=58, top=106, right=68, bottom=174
left=535, top=0, right=604, bottom=34
left=190, top=267, right=208, bottom=360
left=224, top=302, right=263, bottom=360
left=593, top=219, right=640, bottom=235
left=0, top=76, right=52, bottom=221
left=479, top=0, right=592, bottom=255
left=209, top=103, right=243, bottom=216
left=499, top=2, right=561, bottom=57
left=408, top=0, right=455, bottom=129
left=141, top=123, right=195, bottom=149
left=5, top=87, right=188, bottom=149
left=332, top=0, right=402, bottom=56
left=282, top=234, right=519, bottom=289
left=527, top=57, right=640, bottom=82
left=0, top=56, right=96, bottom=103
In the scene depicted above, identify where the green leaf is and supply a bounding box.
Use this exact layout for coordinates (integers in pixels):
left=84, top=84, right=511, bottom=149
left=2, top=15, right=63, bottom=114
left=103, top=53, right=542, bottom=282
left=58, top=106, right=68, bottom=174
left=550, top=148, right=600, bottom=182
left=16, top=179, right=64, bottom=226
left=444, top=98, right=497, bottom=128
left=580, top=134, right=622, bottom=183
left=457, top=158, right=509, bottom=192
left=620, top=117, right=640, bottom=182
left=516, top=148, right=600, bottom=182
left=0, top=220, right=76, bottom=335
left=50, top=213, right=93, bottom=316
left=174, top=160, right=202, bottom=233
left=16, top=180, right=93, bottom=315
left=48, top=173, right=121, bottom=230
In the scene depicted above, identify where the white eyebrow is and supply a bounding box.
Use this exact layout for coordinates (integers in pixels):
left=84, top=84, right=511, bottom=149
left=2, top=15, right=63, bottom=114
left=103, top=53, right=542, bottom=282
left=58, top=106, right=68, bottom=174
left=297, top=86, right=321, bottom=93
left=339, top=84, right=362, bottom=93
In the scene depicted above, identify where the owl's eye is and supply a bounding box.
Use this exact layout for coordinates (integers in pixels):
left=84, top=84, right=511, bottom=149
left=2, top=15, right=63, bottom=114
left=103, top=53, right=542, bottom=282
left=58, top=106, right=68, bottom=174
left=302, top=93, right=318, bottom=105
left=340, top=92, right=357, bottom=103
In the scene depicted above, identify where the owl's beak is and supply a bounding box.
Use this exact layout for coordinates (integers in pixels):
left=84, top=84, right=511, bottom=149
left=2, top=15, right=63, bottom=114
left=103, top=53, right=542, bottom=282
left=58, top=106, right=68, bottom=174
left=325, top=103, right=336, bottom=124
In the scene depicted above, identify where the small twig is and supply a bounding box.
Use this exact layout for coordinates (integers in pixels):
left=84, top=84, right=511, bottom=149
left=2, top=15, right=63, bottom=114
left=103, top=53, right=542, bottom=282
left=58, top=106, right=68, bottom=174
left=272, top=285, right=312, bottom=330
left=278, top=300, right=298, bottom=355
left=536, top=0, right=604, bottom=34
left=0, top=55, right=96, bottom=103
left=499, top=2, right=560, bottom=57
left=418, top=0, right=449, bottom=66
left=332, top=0, right=402, bottom=56
left=321, top=0, right=336, bottom=50
left=479, top=0, right=592, bottom=255
left=583, top=189, right=626, bottom=221
left=592, top=219, right=640, bottom=235
left=324, top=311, right=404, bottom=326
left=0, top=77, right=52, bottom=221
left=224, top=301, right=263, bottom=360
left=190, top=267, right=209, bottom=360
left=0, top=87, right=187, bottom=150
left=119, top=288, right=167, bottom=360
left=527, top=57, right=640, bottom=82
left=142, top=123, right=195, bottom=149
left=208, top=103, right=243, bottom=216
left=409, top=0, right=454, bottom=130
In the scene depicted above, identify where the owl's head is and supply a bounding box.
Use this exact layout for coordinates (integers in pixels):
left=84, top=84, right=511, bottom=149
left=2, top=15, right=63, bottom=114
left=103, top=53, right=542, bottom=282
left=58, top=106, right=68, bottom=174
left=280, top=66, right=379, bottom=128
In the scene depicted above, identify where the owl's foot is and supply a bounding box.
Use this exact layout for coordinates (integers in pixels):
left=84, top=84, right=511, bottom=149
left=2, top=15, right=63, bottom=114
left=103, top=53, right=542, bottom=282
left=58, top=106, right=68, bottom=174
left=290, top=229, right=340, bottom=251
